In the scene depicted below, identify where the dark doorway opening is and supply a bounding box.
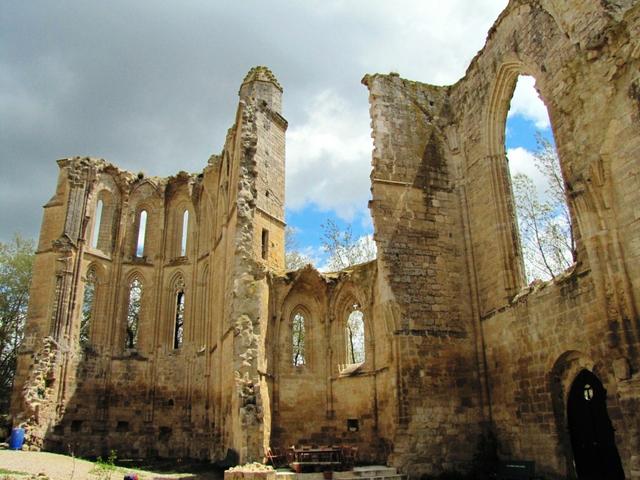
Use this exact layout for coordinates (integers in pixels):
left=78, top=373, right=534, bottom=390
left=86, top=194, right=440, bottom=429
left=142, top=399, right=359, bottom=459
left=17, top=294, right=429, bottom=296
left=567, top=369, right=625, bottom=479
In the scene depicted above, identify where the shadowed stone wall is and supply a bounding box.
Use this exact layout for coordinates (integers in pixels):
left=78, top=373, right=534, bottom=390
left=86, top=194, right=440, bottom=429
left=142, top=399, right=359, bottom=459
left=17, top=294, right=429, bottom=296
left=11, top=67, right=287, bottom=464
left=364, top=0, right=640, bottom=478
left=11, top=2, right=640, bottom=478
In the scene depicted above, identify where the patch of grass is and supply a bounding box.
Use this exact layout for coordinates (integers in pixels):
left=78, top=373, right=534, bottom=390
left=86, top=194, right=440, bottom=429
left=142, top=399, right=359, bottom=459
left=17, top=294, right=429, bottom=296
left=0, top=468, right=29, bottom=475
left=91, top=450, right=119, bottom=480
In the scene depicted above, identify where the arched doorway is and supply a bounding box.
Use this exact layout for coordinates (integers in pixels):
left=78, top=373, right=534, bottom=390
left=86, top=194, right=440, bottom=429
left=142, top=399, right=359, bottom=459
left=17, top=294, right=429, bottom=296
left=567, top=369, right=625, bottom=479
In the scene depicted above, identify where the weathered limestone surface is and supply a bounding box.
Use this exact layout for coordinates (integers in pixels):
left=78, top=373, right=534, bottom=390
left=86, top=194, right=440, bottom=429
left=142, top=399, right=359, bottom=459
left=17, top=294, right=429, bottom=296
left=10, top=1, right=640, bottom=478
left=363, top=0, right=640, bottom=478
left=11, top=67, right=287, bottom=464
left=266, top=262, right=396, bottom=464
left=361, top=72, right=486, bottom=474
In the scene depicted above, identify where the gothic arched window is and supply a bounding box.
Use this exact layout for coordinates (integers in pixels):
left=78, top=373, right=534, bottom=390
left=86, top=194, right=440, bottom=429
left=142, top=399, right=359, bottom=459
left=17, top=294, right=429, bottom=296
left=346, top=306, right=365, bottom=364
left=292, top=311, right=305, bottom=367
left=80, top=268, right=97, bottom=348
left=90, top=200, right=103, bottom=249
left=126, top=278, right=142, bottom=349
left=174, top=289, right=185, bottom=349
left=180, top=210, right=189, bottom=257
left=135, top=210, right=148, bottom=257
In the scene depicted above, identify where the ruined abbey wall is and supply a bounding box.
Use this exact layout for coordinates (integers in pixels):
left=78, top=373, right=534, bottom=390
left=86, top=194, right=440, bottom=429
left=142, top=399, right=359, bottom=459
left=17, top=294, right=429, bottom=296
left=364, top=0, right=640, bottom=477
left=362, top=73, right=487, bottom=474
left=11, top=68, right=287, bottom=462
left=456, top=2, right=640, bottom=476
left=10, top=1, right=640, bottom=478
left=264, top=261, right=398, bottom=464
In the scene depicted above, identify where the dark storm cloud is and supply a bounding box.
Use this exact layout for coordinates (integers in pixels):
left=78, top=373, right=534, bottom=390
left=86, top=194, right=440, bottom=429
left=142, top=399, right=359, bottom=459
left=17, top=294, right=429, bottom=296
left=0, top=1, right=373, bottom=240
left=0, top=0, right=506, bottom=242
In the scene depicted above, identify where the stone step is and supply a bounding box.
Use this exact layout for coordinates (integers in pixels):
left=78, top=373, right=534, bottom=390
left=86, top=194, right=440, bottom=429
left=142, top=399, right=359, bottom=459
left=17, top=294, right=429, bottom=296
left=275, top=466, right=405, bottom=480
left=351, top=466, right=398, bottom=476
left=333, top=473, right=405, bottom=480
left=275, top=475, right=404, bottom=480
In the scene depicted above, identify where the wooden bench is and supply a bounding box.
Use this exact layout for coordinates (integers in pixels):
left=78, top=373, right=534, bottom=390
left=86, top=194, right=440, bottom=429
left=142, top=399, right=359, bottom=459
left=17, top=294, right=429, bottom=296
left=496, top=460, right=538, bottom=480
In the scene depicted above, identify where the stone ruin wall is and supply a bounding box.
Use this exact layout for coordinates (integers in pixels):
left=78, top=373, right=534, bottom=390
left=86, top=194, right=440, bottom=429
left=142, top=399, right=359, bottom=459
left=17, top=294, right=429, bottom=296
left=9, top=1, right=640, bottom=478
left=364, top=0, right=640, bottom=477
left=264, top=262, right=398, bottom=465
left=11, top=69, right=287, bottom=463
left=362, top=73, right=487, bottom=475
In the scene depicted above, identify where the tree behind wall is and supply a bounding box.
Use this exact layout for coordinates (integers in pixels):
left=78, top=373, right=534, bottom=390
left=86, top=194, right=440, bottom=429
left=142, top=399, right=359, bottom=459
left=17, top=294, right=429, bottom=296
left=285, top=220, right=377, bottom=271
left=0, top=234, right=35, bottom=412
left=321, top=219, right=376, bottom=271
left=285, top=226, right=313, bottom=270
left=511, top=134, right=575, bottom=282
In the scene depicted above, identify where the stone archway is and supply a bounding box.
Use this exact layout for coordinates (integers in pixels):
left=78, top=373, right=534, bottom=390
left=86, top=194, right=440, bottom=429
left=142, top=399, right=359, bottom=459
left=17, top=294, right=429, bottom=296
left=567, top=369, right=625, bottom=480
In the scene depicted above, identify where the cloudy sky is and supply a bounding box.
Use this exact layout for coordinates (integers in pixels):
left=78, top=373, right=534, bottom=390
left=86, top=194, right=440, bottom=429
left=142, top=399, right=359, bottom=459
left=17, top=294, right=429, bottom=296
left=1, top=0, right=553, bottom=264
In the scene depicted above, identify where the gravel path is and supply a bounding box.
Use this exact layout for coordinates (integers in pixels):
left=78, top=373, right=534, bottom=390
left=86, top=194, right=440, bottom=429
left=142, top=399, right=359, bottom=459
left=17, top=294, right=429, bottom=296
left=0, top=449, right=222, bottom=480
left=0, top=449, right=117, bottom=479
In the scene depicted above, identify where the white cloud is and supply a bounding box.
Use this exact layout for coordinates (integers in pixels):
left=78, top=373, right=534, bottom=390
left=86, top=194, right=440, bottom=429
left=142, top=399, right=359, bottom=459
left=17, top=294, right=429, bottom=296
left=352, top=0, right=508, bottom=84
left=507, top=147, right=548, bottom=199
left=286, top=90, right=373, bottom=221
left=507, top=75, right=550, bottom=129
left=1, top=0, right=510, bottom=241
left=283, top=1, right=508, bottom=222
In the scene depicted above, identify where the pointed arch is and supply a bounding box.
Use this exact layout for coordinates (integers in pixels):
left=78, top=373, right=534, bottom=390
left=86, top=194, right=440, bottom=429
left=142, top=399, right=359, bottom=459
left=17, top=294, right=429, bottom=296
left=128, top=181, right=159, bottom=260
left=483, top=61, right=577, bottom=289
left=567, top=370, right=624, bottom=479
left=90, top=200, right=103, bottom=249
left=80, top=266, right=97, bottom=348
left=278, top=279, right=323, bottom=373
left=548, top=351, right=625, bottom=478
left=503, top=75, right=575, bottom=281
left=170, top=272, right=186, bottom=349
left=125, top=275, right=143, bottom=349
left=180, top=209, right=189, bottom=257
left=166, top=199, right=193, bottom=259
left=484, top=61, right=529, bottom=292
left=199, top=263, right=210, bottom=346
left=135, top=210, right=148, bottom=257
left=332, top=284, right=370, bottom=369
left=346, top=307, right=365, bottom=364
left=89, top=189, right=116, bottom=253
left=291, top=306, right=308, bottom=367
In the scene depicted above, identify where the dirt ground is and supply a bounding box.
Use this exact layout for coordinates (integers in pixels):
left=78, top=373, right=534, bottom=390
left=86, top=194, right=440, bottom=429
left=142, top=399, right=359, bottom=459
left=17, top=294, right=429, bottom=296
left=0, top=449, right=223, bottom=480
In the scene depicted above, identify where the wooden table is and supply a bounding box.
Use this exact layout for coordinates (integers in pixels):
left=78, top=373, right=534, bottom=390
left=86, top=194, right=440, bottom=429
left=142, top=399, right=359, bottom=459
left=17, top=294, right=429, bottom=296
left=288, top=446, right=342, bottom=472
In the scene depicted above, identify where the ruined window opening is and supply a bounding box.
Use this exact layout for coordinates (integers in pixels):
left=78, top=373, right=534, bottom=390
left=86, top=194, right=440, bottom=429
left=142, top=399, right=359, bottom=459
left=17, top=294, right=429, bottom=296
left=346, top=305, right=365, bottom=364
left=116, top=420, right=129, bottom=432
left=180, top=210, right=189, bottom=256
left=199, top=265, right=209, bottom=349
left=261, top=228, right=269, bottom=260
left=505, top=75, right=575, bottom=283
left=292, top=312, right=305, bottom=367
left=135, top=210, right=147, bottom=257
left=126, top=279, right=142, bottom=349
left=80, top=268, right=96, bottom=348
left=174, top=290, right=185, bottom=349
left=90, top=199, right=103, bottom=249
